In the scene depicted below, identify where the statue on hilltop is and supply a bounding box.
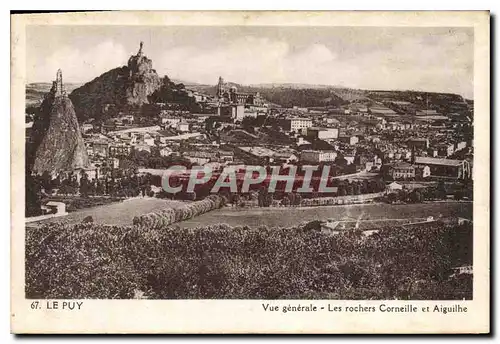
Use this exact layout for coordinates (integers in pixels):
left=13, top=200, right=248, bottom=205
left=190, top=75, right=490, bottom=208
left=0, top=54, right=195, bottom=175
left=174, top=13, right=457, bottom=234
left=138, top=41, right=143, bottom=56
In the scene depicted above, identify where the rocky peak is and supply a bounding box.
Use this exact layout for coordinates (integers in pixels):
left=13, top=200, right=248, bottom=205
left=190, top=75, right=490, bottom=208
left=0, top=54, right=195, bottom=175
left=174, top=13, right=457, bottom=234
left=69, top=42, right=161, bottom=121
left=30, top=69, right=89, bottom=175
left=53, top=69, right=65, bottom=97
left=127, top=41, right=154, bottom=76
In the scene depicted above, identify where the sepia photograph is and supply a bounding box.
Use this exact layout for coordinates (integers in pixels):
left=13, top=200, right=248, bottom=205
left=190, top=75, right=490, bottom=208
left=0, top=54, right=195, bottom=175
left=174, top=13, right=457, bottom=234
left=11, top=11, right=490, bottom=334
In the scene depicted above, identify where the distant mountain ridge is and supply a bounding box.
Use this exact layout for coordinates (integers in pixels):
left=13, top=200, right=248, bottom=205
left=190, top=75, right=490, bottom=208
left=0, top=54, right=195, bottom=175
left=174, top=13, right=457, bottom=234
left=26, top=82, right=82, bottom=107
left=26, top=64, right=471, bottom=116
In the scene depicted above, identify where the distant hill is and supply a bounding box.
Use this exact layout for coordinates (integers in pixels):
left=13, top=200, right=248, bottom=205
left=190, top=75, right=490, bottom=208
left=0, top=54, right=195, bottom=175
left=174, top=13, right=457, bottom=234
left=26, top=82, right=82, bottom=107
left=366, top=90, right=471, bottom=115
left=184, top=81, right=352, bottom=108
left=248, top=83, right=343, bottom=90
left=27, top=66, right=471, bottom=119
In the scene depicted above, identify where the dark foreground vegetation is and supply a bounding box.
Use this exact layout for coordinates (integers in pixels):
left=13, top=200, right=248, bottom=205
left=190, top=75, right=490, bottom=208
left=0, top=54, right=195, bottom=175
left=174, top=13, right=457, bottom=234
left=26, top=220, right=472, bottom=300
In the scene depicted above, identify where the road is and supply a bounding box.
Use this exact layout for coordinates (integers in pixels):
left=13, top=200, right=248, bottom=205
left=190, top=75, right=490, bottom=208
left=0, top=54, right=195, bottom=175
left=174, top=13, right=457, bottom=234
left=28, top=198, right=472, bottom=229
left=180, top=202, right=472, bottom=229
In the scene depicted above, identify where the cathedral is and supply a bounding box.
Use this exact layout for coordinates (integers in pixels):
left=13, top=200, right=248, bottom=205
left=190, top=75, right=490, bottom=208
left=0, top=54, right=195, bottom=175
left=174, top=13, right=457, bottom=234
left=216, top=76, right=265, bottom=106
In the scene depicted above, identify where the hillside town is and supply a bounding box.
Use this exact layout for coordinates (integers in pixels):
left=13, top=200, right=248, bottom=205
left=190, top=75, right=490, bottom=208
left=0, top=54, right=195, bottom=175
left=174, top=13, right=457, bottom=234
left=21, top=21, right=478, bottom=306
left=25, top=42, right=473, bottom=216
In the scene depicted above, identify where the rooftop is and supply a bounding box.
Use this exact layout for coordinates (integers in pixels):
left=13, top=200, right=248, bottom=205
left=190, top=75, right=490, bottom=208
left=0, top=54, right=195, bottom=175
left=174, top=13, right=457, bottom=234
left=414, top=156, right=463, bottom=167
left=288, top=117, right=312, bottom=121
left=239, top=146, right=276, bottom=157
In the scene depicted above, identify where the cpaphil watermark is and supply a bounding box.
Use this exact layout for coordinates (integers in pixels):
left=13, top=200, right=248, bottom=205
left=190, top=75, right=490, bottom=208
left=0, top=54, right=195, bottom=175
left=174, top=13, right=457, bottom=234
left=161, top=165, right=341, bottom=195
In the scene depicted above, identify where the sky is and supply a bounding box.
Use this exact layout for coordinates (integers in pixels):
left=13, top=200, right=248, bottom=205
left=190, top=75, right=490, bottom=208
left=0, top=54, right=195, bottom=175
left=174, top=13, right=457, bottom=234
left=26, top=25, right=474, bottom=98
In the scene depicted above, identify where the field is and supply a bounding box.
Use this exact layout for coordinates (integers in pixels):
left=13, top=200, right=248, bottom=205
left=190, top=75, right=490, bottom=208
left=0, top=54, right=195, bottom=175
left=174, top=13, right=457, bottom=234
left=29, top=199, right=472, bottom=229
left=29, top=198, right=186, bottom=227
left=180, top=202, right=472, bottom=228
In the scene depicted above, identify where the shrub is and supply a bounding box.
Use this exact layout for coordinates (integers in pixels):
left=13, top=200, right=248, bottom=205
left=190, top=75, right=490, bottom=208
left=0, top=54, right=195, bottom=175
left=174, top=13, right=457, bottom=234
left=26, top=220, right=472, bottom=300
left=82, top=216, right=94, bottom=223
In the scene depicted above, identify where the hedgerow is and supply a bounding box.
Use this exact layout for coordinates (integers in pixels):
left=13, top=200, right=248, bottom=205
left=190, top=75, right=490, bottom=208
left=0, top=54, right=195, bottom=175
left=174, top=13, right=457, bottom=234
left=25, top=220, right=472, bottom=300
left=132, top=195, right=225, bottom=228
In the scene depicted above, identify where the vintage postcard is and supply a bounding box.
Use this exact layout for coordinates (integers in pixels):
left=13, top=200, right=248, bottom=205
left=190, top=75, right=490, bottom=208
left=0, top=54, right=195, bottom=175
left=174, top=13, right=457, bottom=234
left=11, top=11, right=490, bottom=334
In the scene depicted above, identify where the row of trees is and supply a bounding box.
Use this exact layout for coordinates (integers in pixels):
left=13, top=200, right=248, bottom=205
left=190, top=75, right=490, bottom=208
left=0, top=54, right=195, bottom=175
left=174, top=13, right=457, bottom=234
left=25, top=169, right=162, bottom=216
left=132, top=195, right=225, bottom=228
left=384, top=181, right=472, bottom=204
left=32, top=170, right=157, bottom=198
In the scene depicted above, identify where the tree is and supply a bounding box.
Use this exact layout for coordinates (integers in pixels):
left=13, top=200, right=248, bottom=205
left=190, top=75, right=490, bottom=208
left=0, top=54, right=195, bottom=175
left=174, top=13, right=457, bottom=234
left=334, top=155, right=348, bottom=167
left=338, top=184, right=347, bottom=197
left=294, top=193, right=302, bottom=206
left=40, top=171, right=53, bottom=193
left=454, top=190, right=463, bottom=201
left=25, top=174, right=42, bottom=217
left=281, top=196, right=290, bottom=207
left=79, top=172, right=90, bottom=198
left=387, top=192, right=398, bottom=204
left=241, top=116, right=257, bottom=133
left=436, top=180, right=447, bottom=199
left=408, top=190, right=423, bottom=203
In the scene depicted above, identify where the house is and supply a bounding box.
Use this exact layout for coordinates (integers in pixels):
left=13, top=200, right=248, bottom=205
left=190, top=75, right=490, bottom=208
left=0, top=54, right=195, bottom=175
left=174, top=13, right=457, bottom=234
left=81, top=123, right=94, bottom=133
left=143, top=135, right=155, bottom=146
left=236, top=146, right=277, bottom=165
left=297, top=137, right=311, bottom=146
left=416, top=109, right=440, bottom=116
left=436, top=143, right=455, bottom=157
left=382, top=162, right=416, bottom=180
left=190, top=113, right=210, bottom=123
left=184, top=151, right=217, bottom=165
left=456, top=141, right=467, bottom=151
left=292, top=106, right=309, bottom=112
left=218, top=104, right=245, bottom=121
left=306, top=127, right=339, bottom=140
left=415, top=165, right=431, bottom=179
left=344, top=156, right=356, bottom=165
left=134, top=144, right=151, bottom=154
left=107, top=157, right=120, bottom=169
left=369, top=106, right=397, bottom=116
left=218, top=150, right=235, bottom=163
left=325, top=118, right=340, bottom=125
left=176, top=122, right=190, bottom=132
left=91, top=141, right=109, bottom=158
left=427, top=148, right=439, bottom=157
left=300, top=150, right=337, bottom=163
left=387, top=122, right=407, bottom=131
left=116, top=114, right=135, bottom=124
left=338, top=135, right=359, bottom=145
left=367, top=135, right=381, bottom=143
left=109, top=143, right=132, bottom=157
left=414, top=157, right=471, bottom=179
left=329, top=108, right=350, bottom=115
left=282, top=117, right=313, bottom=133
left=161, top=116, right=181, bottom=127
left=241, top=109, right=259, bottom=120
left=408, top=138, right=429, bottom=150
left=159, top=147, right=173, bottom=157
left=387, top=181, right=403, bottom=191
